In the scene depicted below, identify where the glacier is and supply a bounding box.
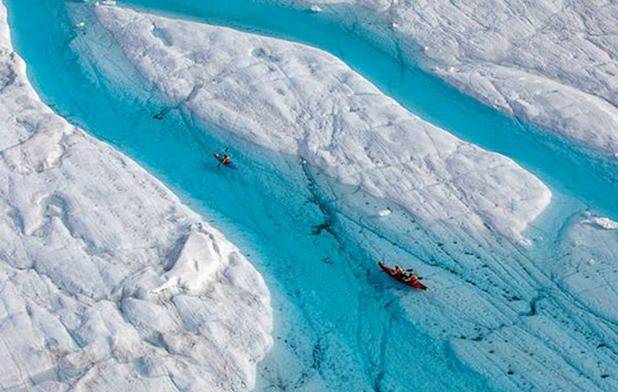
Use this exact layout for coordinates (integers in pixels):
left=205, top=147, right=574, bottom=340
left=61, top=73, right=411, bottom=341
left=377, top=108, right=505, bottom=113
left=0, top=1, right=272, bottom=390
left=86, top=3, right=618, bottom=391
left=95, top=4, right=551, bottom=243
left=4, top=0, right=618, bottom=391
left=291, top=0, right=618, bottom=157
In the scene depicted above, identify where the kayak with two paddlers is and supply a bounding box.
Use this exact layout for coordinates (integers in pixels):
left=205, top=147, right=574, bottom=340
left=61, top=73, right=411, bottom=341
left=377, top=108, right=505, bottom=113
left=378, top=261, right=427, bottom=290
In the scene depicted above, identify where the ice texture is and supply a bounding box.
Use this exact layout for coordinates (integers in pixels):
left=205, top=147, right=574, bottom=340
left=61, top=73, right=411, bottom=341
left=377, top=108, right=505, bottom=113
left=0, top=2, right=272, bottom=390
left=95, top=5, right=551, bottom=242
left=556, top=213, right=618, bottom=323
left=296, top=0, right=618, bottom=156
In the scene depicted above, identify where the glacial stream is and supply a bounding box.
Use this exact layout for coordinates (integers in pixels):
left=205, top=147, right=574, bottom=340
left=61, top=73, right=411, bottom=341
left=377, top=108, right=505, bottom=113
left=6, top=0, right=618, bottom=391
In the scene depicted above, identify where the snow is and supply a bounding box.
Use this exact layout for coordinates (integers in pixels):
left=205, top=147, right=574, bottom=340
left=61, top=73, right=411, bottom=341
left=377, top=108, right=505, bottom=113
left=0, top=1, right=272, bottom=390
left=296, top=0, right=618, bottom=156
left=156, top=228, right=242, bottom=293
left=582, top=216, right=618, bottom=230
left=95, top=5, right=551, bottom=243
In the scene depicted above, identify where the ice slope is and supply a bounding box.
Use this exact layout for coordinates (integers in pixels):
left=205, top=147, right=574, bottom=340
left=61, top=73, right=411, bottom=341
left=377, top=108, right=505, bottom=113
left=0, top=2, right=272, bottom=390
left=95, top=5, right=551, bottom=243
left=294, top=0, right=618, bottom=157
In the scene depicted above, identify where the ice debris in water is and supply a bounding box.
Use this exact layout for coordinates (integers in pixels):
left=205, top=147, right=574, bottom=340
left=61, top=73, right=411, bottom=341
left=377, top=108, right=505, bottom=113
left=309, top=5, right=322, bottom=13
left=583, top=216, right=618, bottom=230
left=378, top=208, right=392, bottom=217
left=96, top=0, right=116, bottom=6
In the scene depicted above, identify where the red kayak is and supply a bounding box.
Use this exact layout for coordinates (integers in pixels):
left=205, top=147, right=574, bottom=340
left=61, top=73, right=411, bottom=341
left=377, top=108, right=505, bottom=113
left=378, top=262, right=427, bottom=290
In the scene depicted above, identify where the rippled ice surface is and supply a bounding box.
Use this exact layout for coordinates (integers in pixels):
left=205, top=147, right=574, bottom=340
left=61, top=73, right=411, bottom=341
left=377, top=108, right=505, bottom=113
left=7, top=0, right=618, bottom=391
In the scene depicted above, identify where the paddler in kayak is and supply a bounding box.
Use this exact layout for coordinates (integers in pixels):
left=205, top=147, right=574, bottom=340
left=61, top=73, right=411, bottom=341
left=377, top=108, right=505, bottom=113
left=217, top=153, right=232, bottom=166
left=391, top=265, right=404, bottom=276
left=401, top=269, right=421, bottom=283
left=388, top=265, right=420, bottom=281
left=214, top=147, right=233, bottom=167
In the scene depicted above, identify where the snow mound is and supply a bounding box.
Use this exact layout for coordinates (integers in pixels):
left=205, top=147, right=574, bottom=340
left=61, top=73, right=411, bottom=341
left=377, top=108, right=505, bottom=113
left=298, top=0, right=618, bottom=156
left=0, top=2, right=272, bottom=390
left=157, top=225, right=237, bottom=293
left=96, top=5, right=551, bottom=242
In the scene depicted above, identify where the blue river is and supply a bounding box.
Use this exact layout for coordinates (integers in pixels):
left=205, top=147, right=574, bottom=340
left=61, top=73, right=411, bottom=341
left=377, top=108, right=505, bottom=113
left=6, top=0, right=618, bottom=391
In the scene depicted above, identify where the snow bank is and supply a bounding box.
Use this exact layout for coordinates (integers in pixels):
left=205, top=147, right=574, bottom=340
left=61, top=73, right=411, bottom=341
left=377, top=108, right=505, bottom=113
left=156, top=228, right=241, bottom=293
left=295, top=0, right=618, bottom=156
left=95, top=5, right=551, bottom=242
left=0, top=1, right=272, bottom=390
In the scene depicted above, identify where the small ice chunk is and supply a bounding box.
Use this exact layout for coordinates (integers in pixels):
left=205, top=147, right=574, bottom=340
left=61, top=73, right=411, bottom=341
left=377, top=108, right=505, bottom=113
left=582, top=216, right=618, bottom=230
left=378, top=208, right=392, bottom=217
left=309, top=5, right=322, bottom=13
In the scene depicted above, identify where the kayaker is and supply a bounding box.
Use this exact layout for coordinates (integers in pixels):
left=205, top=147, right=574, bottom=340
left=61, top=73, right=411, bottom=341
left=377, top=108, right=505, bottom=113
left=402, top=273, right=415, bottom=283
left=214, top=151, right=232, bottom=166
left=402, top=269, right=421, bottom=282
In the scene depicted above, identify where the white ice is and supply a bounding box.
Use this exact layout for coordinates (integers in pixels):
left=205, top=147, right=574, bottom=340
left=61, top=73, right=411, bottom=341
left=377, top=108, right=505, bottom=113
left=95, top=5, right=551, bottom=243
left=299, top=0, right=618, bottom=156
left=0, top=2, right=272, bottom=390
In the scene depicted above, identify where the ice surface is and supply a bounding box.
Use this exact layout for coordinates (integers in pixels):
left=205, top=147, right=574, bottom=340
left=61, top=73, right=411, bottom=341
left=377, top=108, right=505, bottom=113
left=296, top=0, right=618, bottom=156
left=556, top=213, right=618, bottom=323
left=96, top=5, right=551, bottom=243
left=89, top=5, right=618, bottom=391
left=0, top=2, right=272, bottom=390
